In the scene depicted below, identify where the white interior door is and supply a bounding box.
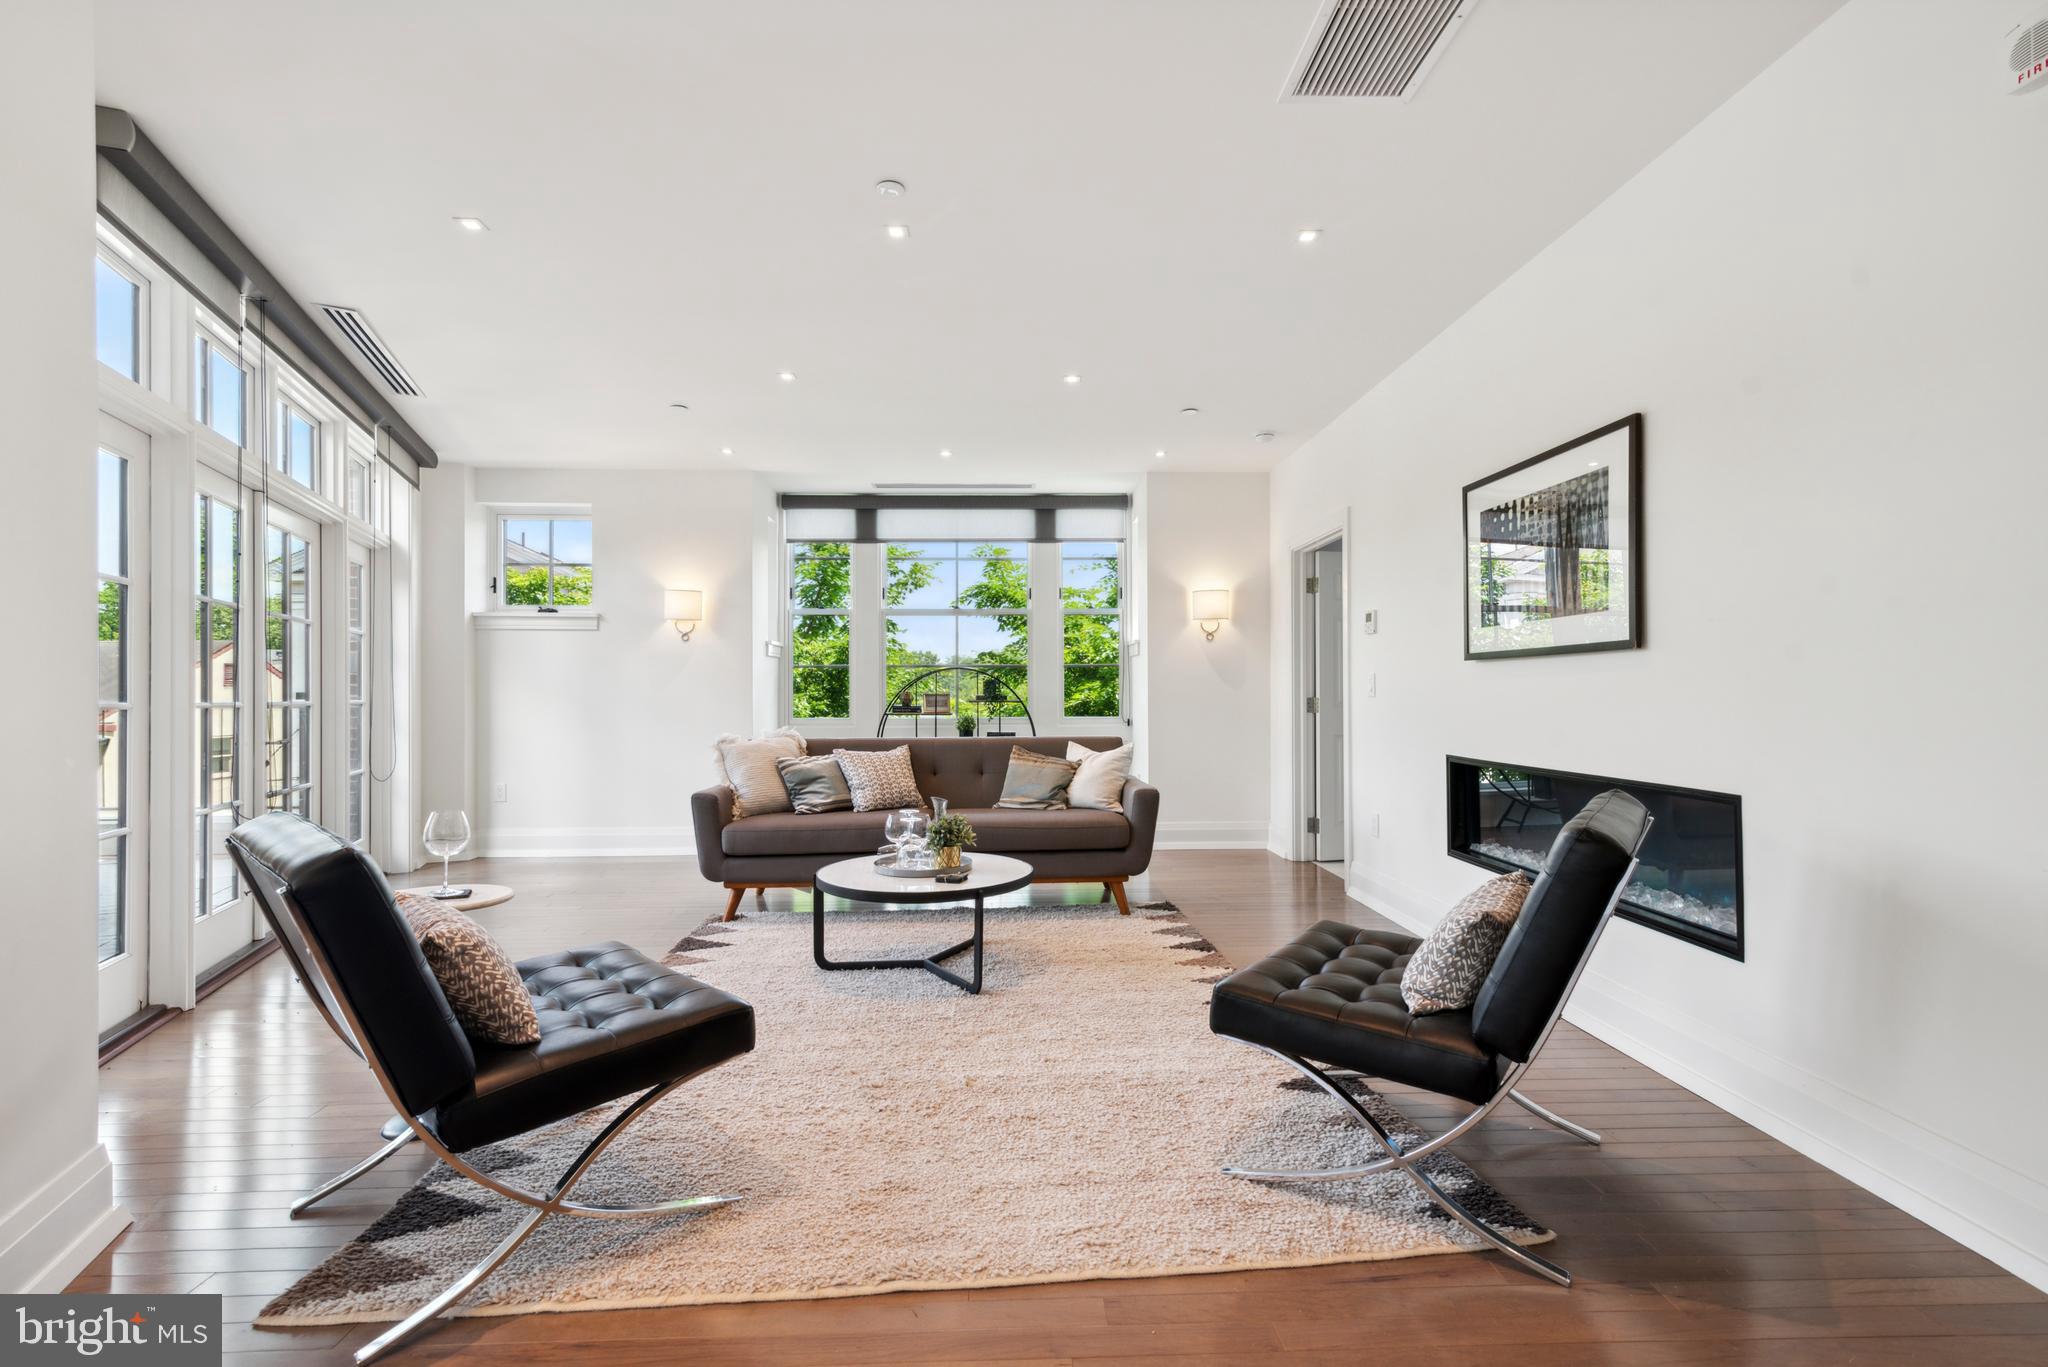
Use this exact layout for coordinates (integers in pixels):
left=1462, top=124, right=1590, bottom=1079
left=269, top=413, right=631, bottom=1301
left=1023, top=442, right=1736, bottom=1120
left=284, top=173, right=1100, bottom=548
left=1311, top=541, right=1347, bottom=862
left=96, top=416, right=151, bottom=1031
left=191, top=467, right=258, bottom=973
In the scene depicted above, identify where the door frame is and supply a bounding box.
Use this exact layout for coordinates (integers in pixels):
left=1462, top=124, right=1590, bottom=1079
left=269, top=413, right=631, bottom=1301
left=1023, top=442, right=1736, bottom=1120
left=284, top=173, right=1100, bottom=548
left=1287, top=518, right=1354, bottom=865
left=96, top=414, right=153, bottom=1032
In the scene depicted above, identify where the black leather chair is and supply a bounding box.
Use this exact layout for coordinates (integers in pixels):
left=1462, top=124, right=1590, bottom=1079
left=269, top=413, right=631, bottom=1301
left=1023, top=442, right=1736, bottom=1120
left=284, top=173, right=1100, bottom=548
left=1209, top=789, right=1652, bottom=1286
left=227, top=812, right=755, bottom=1363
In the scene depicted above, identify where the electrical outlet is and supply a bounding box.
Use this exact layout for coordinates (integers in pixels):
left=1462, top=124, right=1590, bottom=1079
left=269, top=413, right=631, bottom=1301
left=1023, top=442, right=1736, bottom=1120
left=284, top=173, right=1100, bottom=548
left=1366, top=672, right=1377, bottom=698
left=493, top=783, right=508, bottom=803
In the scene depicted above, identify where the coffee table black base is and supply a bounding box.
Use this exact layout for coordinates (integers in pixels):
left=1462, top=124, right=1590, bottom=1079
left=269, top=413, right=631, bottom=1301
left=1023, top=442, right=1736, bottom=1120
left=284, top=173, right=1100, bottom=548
left=811, top=882, right=985, bottom=995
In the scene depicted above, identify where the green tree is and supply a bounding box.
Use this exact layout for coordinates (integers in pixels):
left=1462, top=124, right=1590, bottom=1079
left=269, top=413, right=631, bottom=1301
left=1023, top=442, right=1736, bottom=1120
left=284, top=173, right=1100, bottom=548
left=1059, top=553, right=1120, bottom=717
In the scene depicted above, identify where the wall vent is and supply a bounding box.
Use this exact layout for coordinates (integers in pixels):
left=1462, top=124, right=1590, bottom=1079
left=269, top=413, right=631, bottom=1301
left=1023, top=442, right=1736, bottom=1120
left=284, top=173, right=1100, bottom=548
left=871, top=482, right=1036, bottom=491
left=315, top=304, right=421, bottom=397
left=1282, top=0, right=1475, bottom=102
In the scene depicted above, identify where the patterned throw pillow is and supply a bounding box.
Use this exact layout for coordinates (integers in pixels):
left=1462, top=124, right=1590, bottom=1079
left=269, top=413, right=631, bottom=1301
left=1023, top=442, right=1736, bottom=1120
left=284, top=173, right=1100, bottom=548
left=1399, top=873, right=1532, bottom=1016
left=995, top=746, right=1080, bottom=810
left=833, top=746, right=924, bottom=812
left=714, top=729, right=806, bottom=817
left=1065, top=742, right=1133, bottom=812
left=777, top=753, right=853, bottom=814
left=396, top=892, right=542, bottom=1046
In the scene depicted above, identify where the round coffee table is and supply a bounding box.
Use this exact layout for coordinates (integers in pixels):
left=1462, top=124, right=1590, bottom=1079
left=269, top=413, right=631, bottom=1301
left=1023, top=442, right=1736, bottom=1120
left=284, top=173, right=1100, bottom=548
left=811, top=853, right=1033, bottom=995
left=393, top=883, right=514, bottom=913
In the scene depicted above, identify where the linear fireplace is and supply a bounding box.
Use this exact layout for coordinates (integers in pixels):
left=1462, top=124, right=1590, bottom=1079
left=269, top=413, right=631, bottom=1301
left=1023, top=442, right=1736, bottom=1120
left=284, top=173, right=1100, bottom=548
left=1446, top=756, right=1744, bottom=960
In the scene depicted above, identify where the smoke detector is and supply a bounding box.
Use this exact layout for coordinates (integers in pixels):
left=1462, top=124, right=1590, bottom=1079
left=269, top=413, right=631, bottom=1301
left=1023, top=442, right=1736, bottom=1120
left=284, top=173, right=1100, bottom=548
left=2005, top=9, right=2048, bottom=94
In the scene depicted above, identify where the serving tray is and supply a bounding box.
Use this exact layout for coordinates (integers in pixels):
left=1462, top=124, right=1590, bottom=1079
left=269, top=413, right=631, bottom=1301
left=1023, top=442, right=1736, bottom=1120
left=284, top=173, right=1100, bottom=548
left=872, top=854, right=974, bottom=878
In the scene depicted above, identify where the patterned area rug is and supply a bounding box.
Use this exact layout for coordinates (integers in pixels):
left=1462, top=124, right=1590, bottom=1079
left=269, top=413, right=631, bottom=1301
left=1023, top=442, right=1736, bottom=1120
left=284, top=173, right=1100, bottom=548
left=258, top=901, right=1548, bottom=1326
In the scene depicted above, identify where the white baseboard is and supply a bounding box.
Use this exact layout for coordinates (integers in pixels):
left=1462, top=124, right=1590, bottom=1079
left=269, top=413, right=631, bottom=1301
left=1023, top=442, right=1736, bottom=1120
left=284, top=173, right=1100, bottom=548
left=1337, top=863, right=2048, bottom=1293
left=475, top=826, right=694, bottom=859
left=0, top=1143, right=129, bottom=1294
left=1154, top=820, right=1270, bottom=850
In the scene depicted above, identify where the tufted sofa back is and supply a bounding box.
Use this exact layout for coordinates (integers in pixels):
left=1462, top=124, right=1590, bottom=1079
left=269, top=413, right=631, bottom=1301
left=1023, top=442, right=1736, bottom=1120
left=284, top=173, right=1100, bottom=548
left=806, top=736, right=1126, bottom=810
left=228, top=812, right=477, bottom=1116
left=1469, top=789, right=1651, bottom=1063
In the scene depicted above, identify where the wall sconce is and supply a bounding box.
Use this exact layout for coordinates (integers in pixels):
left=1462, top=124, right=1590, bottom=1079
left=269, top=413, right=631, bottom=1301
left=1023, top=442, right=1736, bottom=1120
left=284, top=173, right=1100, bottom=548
left=665, top=588, right=703, bottom=642
left=1192, top=588, right=1231, bottom=642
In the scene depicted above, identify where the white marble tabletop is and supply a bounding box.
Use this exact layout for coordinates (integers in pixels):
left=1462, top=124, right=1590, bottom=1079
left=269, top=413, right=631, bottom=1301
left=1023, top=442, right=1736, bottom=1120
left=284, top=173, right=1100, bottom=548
left=814, top=853, right=1033, bottom=901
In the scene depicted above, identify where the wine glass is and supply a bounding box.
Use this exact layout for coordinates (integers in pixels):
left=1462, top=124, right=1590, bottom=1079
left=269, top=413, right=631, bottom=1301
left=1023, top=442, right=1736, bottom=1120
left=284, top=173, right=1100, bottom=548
left=884, top=808, right=923, bottom=865
left=422, top=810, right=472, bottom=897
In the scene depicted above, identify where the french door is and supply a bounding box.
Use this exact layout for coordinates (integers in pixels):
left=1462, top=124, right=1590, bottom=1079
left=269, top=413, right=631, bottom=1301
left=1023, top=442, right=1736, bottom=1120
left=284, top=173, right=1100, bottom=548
left=96, top=416, right=152, bottom=1032
left=191, top=467, right=258, bottom=973
left=264, top=506, right=319, bottom=820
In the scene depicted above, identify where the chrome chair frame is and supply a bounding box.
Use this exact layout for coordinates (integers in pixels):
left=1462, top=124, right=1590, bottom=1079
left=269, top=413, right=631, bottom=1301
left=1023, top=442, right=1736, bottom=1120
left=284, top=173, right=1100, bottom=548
left=235, top=853, right=741, bottom=1365
left=1219, top=822, right=1648, bottom=1287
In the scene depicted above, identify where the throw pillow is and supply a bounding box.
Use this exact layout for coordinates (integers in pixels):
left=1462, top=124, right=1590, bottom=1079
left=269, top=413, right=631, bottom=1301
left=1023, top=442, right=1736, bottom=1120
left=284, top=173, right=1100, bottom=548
left=714, top=728, right=806, bottom=817
left=395, top=892, right=542, bottom=1046
left=995, top=746, right=1080, bottom=810
left=833, top=746, right=924, bottom=812
left=777, top=753, right=853, bottom=814
left=1066, top=742, right=1133, bottom=812
left=1399, top=873, right=1532, bottom=1017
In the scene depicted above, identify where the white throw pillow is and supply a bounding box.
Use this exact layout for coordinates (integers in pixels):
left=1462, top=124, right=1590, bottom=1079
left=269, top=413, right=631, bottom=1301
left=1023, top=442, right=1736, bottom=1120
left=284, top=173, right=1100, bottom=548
left=714, top=728, right=806, bottom=818
left=1066, top=742, right=1133, bottom=812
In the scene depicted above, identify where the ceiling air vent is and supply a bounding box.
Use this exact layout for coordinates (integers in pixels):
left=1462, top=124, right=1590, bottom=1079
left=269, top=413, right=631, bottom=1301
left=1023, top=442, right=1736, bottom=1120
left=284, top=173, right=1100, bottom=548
left=315, top=304, right=421, bottom=397
left=1282, top=0, right=1476, bottom=102
left=871, top=483, right=1035, bottom=491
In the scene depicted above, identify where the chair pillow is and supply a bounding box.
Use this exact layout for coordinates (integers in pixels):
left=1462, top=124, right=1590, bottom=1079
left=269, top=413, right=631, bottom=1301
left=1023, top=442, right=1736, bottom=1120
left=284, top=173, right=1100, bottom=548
left=396, top=892, right=541, bottom=1046
left=714, top=728, right=806, bottom=817
left=1065, top=742, right=1132, bottom=812
left=833, top=746, right=924, bottom=812
left=777, top=753, right=853, bottom=814
left=1400, top=873, right=1532, bottom=1017
left=995, top=746, right=1079, bottom=810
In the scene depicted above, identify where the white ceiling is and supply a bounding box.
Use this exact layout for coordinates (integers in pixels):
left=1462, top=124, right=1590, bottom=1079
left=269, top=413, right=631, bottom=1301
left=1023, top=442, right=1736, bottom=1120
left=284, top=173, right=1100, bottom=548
left=94, top=0, right=1838, bottom=486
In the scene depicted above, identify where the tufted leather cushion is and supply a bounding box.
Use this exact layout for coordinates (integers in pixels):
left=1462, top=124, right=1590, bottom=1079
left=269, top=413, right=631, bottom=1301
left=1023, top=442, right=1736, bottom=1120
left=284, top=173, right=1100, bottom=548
left=1209, top=921, right=1504, bottom=1105
left=426, top=941, right=754, bottom=1153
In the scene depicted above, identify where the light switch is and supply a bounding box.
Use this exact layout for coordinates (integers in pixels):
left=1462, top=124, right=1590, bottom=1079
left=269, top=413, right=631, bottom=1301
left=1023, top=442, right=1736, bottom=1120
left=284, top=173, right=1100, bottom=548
left=1361, top=609, right=1378, bottom=635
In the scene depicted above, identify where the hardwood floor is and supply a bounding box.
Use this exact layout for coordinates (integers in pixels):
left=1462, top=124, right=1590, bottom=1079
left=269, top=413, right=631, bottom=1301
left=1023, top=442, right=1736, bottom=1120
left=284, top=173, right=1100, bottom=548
left=77, top=851, right=2048, bottom=1364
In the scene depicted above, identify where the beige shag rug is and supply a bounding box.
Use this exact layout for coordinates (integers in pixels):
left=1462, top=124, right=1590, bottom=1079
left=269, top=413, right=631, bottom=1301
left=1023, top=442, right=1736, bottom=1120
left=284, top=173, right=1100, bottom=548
left=259, top=901, right=1549, bottom=1326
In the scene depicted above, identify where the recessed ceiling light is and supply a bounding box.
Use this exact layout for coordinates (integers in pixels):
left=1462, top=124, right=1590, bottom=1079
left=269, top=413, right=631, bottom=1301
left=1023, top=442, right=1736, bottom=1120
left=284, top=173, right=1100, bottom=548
left=1180, top=407, right=1200, bottom=417
left=669, top=402, right=689, bottom=410
left=453, top=217, right=489, bottom=232
left=1254, top=430, right=1276, bottom=442
left=1063, top=373, right=1082, bottom=385
left=777, top=371, right=796, bottom=382
left=885, top=224, right=910, bottom=240
left=875, top=179, right=906, bottom=197
left=939, top=449, right=953, bottom=459
left=720, top=446, right=734, bottom=457
left=1153, top=449, right=1166, bottom=460
left=1296, top=228, right=1321, bottom=244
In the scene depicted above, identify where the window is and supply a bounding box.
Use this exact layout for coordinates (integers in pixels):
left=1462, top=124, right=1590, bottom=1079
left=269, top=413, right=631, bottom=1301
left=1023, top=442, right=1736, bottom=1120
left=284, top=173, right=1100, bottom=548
left=192, top=331, right=245, bottom=446
left=264, top=521, right=315, bottom=816
left=345, top=556, right=370, bottom=848
left=789, top=541, right=851, bottom=718
left=278, top=402, right=317, bottom=489
left=96, top=450, right=131, bottom=963
left=499, top=516, right=593, bottom=607
left=346, top=455, right=371, bottom=521
left=882, top=541, right=1028, bottom=718
left=1060, top=541, right=1122, bottom=717
left=194, top=490, right=240, bottom=916
left=95, top=255, right=141, bottom=380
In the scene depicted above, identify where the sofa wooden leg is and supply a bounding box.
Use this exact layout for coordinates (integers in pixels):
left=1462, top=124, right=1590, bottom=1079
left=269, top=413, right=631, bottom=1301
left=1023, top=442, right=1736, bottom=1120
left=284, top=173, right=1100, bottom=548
left=754, top=887, right=766, bottom=905
left=721, top=886, right=746, bottom=922
left=1107, top=880, right=1132, bottom=916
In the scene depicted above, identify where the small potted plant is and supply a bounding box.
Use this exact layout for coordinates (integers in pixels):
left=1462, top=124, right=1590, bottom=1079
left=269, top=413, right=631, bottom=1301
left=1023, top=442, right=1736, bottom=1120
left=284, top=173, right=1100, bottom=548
left=954, top=706, right=978, bottom=738
left=925, top=811, right=977, bottom=870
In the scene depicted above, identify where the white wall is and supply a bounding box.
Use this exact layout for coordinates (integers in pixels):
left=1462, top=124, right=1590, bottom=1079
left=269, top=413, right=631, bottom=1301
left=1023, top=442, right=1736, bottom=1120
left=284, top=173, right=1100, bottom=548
left=0, top=0, right=131, bottom=1290
left=435, top=467, right=769, bottom=857
left=1269, top=0, right=2048, bottom=1287
left=1144, top=473, right=1270, bottom=847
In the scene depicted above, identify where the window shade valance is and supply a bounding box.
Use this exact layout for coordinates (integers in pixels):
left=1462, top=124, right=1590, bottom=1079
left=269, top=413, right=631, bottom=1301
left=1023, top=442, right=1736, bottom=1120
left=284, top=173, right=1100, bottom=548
left=780, top=494, right=1128, bottom=543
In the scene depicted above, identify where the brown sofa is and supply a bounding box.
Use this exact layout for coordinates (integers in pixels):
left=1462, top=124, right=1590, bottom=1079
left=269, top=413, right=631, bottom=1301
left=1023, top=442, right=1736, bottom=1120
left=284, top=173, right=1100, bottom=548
left=691, top=736, right=1159, bottom=919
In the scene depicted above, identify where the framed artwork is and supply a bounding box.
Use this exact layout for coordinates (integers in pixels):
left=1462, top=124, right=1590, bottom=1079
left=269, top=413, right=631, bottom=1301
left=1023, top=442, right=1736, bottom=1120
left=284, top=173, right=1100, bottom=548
left=1464, top=413, right=1642, bottom=660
